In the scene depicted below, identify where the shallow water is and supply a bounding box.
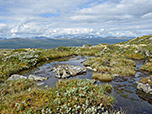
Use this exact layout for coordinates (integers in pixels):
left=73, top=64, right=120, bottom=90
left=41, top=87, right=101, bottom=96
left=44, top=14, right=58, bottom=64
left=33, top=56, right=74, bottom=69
left=22, top=56, right=152, bottom=114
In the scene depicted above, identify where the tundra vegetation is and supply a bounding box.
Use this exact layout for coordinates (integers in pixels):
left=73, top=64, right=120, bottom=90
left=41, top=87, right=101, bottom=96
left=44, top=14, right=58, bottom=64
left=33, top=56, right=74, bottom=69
left=0, top=34, right=152, bottom=113
left=0, top=79, right=116, bottom=113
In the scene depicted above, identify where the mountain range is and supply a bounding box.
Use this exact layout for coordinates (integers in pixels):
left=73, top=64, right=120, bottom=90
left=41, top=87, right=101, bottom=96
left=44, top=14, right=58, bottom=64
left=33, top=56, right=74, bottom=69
left=0, top=35, right=134, bottom=49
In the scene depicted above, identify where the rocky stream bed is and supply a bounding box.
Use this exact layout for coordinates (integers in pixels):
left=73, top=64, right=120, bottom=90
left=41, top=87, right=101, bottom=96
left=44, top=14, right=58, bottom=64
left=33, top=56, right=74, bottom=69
left=19, top=56, right=152, bottom=114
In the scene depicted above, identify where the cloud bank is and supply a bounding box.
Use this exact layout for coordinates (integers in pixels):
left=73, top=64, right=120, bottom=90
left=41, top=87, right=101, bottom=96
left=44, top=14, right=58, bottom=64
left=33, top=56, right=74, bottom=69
left=0, top=0, right=152, bottom=38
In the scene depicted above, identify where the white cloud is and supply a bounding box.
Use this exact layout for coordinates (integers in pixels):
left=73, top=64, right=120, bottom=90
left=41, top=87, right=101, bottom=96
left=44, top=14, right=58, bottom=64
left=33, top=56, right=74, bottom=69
left=0, top=23, right=10, bottom=37
left=0, top=23, right=6, bottom=28
left=141, top=12, right=152, bottom=18
left=0, top=0, right=152, bottom=37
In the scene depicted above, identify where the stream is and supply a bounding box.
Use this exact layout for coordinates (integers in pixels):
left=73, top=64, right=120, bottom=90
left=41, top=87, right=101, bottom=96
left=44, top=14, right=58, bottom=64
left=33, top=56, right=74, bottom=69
left=21, top=56, right=152, bottom=114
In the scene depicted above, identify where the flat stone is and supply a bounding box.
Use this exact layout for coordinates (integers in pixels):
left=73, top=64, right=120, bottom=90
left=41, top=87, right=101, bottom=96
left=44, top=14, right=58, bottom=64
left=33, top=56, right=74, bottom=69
left=8, top=74, right=27, bottom=80
left=28, top=75, right=48, bottom=81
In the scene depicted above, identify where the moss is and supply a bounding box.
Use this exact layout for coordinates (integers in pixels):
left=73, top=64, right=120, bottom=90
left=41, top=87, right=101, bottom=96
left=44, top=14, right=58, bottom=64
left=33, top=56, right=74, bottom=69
left=124, top=53, right=145, bottom=60
left=92, top=73, right=114, bottom=82
left=139, top=78, right=148, bottom=84
left=102, top=84, right=113, bottom=93
left=141, top=62, right=152, bottom=72
left=138, top=75, right=152, bottom=88
left=0, top=79, right=35, bottom=102
left=85, top=56, right=136, bottom=78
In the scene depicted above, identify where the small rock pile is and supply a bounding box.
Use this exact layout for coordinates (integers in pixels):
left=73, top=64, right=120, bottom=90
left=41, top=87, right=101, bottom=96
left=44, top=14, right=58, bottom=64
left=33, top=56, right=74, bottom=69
left=51, top=64, right=86, bottom=79
left=137, top=75, right=152, bottom=94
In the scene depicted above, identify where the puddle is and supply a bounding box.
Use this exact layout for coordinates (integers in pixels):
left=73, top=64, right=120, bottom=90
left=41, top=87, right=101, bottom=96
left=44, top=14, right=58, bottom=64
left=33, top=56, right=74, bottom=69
left=22, top=56, right=152, bottom=114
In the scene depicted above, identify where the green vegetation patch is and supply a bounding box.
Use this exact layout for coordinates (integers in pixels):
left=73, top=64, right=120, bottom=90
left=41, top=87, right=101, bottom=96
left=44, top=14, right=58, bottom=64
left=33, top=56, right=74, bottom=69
left=138, top=75, right=152, bottom=88
left=124, top=34, right=152, bottom=44
left=92, top=73, right=114, bottom=82
left=0, top=79, right=35, bottom=102
left=141, top=62, right=152, bottom=72
left=0, top=47, right=75, bottom=82
left=0, top=79, right=114, bottom=113
left=84, top=56, right=136, bottom=82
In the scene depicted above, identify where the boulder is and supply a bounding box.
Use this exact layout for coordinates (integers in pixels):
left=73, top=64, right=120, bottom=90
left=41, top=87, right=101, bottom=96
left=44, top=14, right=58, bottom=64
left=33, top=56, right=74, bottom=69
left=8, top=74, right=27, bottom=80
left=52, top=64, right=86, bottom=79
left=28, top=75, right=48, bottom=81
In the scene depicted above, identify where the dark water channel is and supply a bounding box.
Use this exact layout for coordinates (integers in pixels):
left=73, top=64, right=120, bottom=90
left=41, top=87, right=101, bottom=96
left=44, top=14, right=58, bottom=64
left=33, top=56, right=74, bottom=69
left=22, top=56, right=152, bottom=114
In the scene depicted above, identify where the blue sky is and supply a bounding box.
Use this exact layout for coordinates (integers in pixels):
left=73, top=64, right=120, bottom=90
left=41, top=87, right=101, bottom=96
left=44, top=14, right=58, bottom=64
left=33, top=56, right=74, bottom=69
left=0, top=0, right=152, bottom=38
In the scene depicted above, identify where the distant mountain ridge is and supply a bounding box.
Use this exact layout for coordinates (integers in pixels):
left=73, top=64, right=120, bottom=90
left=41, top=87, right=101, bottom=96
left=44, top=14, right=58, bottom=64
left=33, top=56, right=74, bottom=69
left=0, top=34, right=135, bottom=40
left=0, top=36, right=134, bottom=49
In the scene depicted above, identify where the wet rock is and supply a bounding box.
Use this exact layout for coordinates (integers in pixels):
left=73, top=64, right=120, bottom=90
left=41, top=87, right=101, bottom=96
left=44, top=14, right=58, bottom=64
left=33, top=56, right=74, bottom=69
left=28, top=75, right=48, bottom=81
left=137, top=83, right=152, bottom=94
left=52, top=64, right=86, bottom=79
left=8, top=74, right=27, bottom=80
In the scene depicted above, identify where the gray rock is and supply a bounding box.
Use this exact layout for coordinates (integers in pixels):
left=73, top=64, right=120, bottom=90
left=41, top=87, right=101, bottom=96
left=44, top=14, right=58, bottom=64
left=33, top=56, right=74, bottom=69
left=52, top=64, right=86, bottom=79
left=137, top=83, right=152, bottom=94
left=8, top=74, right=27, bottom=80
left=28, top=75, right=48, bottom=81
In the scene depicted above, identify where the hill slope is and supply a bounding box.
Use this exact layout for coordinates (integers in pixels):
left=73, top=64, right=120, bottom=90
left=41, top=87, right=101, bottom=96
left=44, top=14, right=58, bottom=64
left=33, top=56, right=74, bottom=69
left=122, top=34, right=152, bottom=44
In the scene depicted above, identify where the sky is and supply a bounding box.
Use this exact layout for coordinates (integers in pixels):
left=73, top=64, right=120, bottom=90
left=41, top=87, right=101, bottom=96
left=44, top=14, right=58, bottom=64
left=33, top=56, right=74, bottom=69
left=0, top=0, right=152, bottom=38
